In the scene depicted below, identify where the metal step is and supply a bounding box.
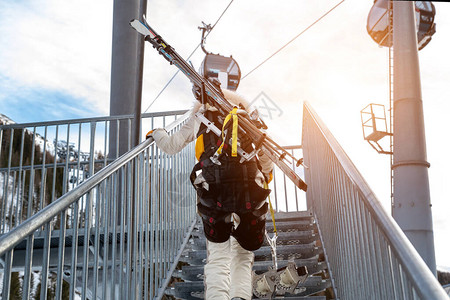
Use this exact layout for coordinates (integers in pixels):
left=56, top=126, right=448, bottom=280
left=180, top=244, right=322, bottom=266
left=174, top=257, right=327, bottom=281
left=268, top=211, right=314, bottom=222
left=165, top=285, right=327, bottom=300
left=170, top=211, right=332, bottom=299
left=190, top=230, right=318, bottom=250
left=259, top=297, right=326, bottom=300
left=191, top=219, right=315, bottom=238
left=190, top=211, right=316, bottom=237
left=168, top=276, right=330, bottom=299
left=191, top=211, right=313, bottom=223
left=6, top=211, right=313, bottom=252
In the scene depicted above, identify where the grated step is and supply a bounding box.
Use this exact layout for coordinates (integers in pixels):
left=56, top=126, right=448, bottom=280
left=269, top=211, right=314, bottom=222
left=168, top=276, right=331, bottom=299
left=174, top=258, right=327, bottom=281
left=259, top=297, right=327, bottom=300
left=190, top=218, right=316, bottom=238
left=165, top=286, right=327, bottom=300
left=180, top=244, right=322, bottom=266
left=190, top=230, right=318, bottom=250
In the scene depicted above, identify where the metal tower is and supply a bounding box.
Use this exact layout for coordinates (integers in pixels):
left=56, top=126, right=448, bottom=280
left=392, top=1, right=436, bottom=275
left=109, top=0, right=147, bottom=158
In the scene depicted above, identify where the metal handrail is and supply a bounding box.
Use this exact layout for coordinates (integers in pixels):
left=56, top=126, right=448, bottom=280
left=0, top=111, right=190, bottom=255
left=267, top=145, right=306, bottom=212
left=302, top=101, right=448, bottom=299
left=1, top=140, right=158, bottom=254
left=0, top=110, right=187, bottom=129
left=0, top=110, right=196, bottom=299
left=0, top=110, right=188, bottom=234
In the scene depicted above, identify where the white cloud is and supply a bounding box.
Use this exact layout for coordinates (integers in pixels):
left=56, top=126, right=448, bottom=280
left=0, top=1, right=113, bottom=115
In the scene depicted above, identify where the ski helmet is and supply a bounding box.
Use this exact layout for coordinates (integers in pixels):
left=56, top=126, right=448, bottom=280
left=199, top=54, right=241, bottom=91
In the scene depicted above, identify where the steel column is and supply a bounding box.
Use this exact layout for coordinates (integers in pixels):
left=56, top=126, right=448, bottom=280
left=109, top=0, right=147, bottom=157
left=392, top=1, right=436, bottom=275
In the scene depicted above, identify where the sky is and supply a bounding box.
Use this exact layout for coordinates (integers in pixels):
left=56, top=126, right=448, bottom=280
left=0, top=0, right=449, bottom=271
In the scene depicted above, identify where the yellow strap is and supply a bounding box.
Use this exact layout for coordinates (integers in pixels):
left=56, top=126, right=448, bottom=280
left=231, top=111, right=238, bottom=156
left=195, top=134, right=205, bottom=161
left=217, top=107, right=239, bottom=157
left=264, top=181, right=277, bottom=236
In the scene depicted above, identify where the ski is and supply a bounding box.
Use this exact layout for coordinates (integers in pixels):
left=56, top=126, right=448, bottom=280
left=130, top=17, right=307, bottom=192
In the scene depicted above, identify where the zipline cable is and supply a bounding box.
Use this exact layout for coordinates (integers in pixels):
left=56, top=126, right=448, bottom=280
left=242, top=0, right=345, bottom=80
left=143, top=0, right=235, bottom=113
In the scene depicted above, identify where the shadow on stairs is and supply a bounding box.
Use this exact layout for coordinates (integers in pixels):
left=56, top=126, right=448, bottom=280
left=165, top=211, right=334, bottom=299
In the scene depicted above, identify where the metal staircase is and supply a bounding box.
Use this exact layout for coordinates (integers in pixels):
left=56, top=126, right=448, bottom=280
left=166, top=211, right=332, bottom=299
left=1, top=103, right=448, bottom=299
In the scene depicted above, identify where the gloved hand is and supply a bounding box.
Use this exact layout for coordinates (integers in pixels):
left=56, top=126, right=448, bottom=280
left=145, top=130, right=154, bottom=140
left=264, top=171, right=273, bottom=184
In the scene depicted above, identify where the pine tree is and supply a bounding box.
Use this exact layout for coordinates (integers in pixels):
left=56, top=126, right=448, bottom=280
left=1, top=119, right=81, bottom=299
left=9, top=272, right=22, bottom=299
left=34, top=282, right=41, bottom=300
left=438, top=270, right=450, bottom=286
left=62, top=280, right=70, bottom=300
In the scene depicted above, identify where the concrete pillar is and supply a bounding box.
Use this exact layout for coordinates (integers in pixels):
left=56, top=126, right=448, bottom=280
left=392, top=1, right=436, bottom=275
left=109, top=0, right=146, bottom=158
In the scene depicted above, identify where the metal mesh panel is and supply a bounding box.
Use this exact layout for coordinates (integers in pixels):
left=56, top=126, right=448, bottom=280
left=0, top=111, right=197, bottom=299
left=302, top=102, right=447, bottom=300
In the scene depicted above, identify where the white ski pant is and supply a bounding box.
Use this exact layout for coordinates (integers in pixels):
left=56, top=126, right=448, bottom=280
left=204, top=236, right=254, bottom=299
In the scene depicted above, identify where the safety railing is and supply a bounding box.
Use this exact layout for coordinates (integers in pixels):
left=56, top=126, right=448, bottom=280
left=0, top=110, right=187, bottom=234
left=267, top=145, right=307, bottom=212
left=302, top=102, right=448, bottom=299
left=0, top=111, right=197, bottom=300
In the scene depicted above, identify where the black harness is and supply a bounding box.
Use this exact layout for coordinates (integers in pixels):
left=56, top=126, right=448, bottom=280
left=190, top=110, right=270, bottom=251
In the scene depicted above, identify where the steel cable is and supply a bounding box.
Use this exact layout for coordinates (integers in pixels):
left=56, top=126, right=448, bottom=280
left=242, top=0, right=345, bottom=80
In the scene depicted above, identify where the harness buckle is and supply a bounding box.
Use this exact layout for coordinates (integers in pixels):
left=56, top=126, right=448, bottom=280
left=210, top=151, right=222, bottom=165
